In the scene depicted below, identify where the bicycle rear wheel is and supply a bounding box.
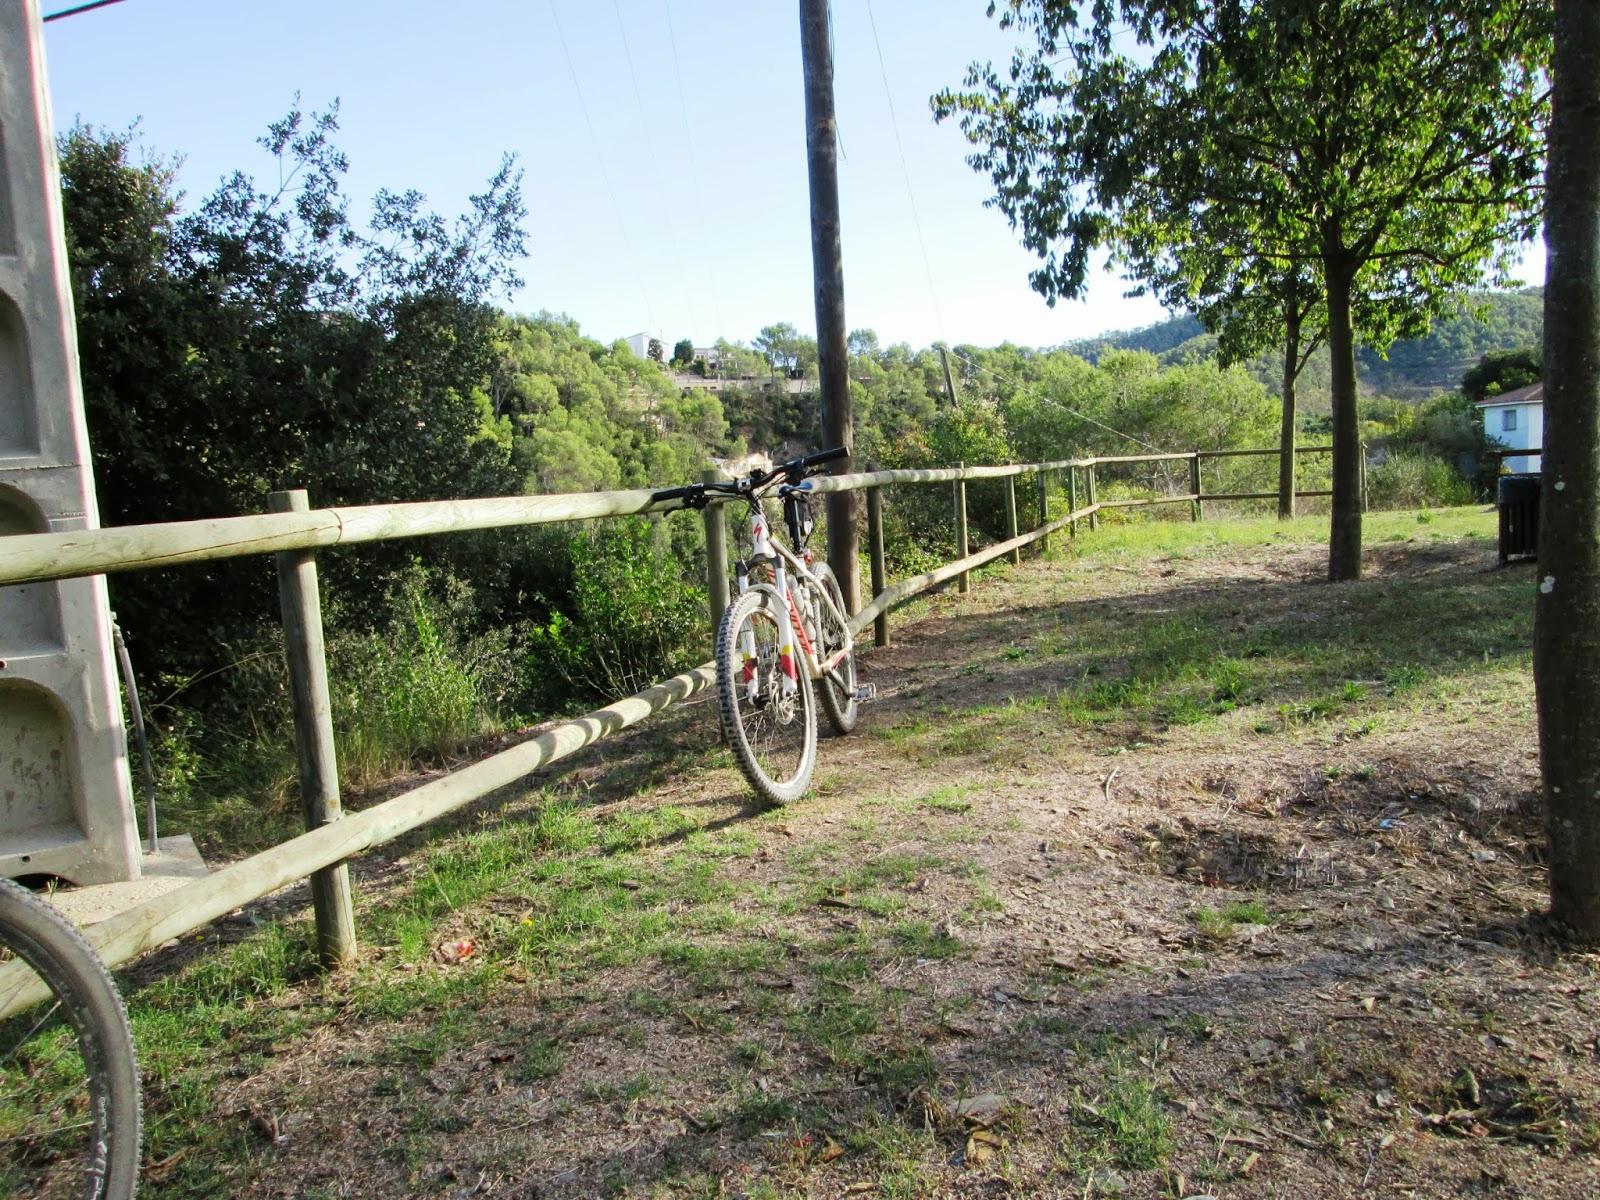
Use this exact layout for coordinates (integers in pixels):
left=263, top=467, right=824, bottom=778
left=811, top=565, right=858, bottom=736
left=716, top=589, right=817, bottom=805
left=0, top=878, right=141, bottom=1199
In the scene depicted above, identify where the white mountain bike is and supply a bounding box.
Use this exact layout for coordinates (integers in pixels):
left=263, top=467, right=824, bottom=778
left=657, top=447, right=866, bottom=805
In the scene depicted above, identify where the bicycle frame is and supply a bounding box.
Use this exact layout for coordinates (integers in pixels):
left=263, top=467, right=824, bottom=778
left=734, top=495, right=855, bottom=698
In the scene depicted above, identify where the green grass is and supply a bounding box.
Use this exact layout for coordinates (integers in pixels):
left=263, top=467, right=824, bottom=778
left=998, top=506, right=1528, bottom=742
left=863, top=508, right=1525, bottom=762
left=90, top=506, right=1534, bottom=1197
left=1193, top=897, right=1276, bottom=940
left=1064, top=504, right=1493, bottom=560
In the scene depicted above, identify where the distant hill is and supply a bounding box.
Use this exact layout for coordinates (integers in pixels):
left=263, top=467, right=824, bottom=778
left=1067, top=289, right=1542, bottom=407
left=1064, top=314, right=1205, bottom=362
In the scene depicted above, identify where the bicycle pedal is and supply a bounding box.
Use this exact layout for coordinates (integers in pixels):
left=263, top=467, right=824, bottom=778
left=853, top=683, right=878, bottom=703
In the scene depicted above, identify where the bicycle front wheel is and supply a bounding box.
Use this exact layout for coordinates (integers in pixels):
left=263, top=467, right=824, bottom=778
left=716, top=589, right=817, bottom=805
left=0, top=878, right=141, bottom=1200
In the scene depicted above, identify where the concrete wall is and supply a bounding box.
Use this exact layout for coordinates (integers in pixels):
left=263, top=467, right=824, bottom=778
left=1482, top=402, right=1543, bottom=474
left=0, top=2, right=139, bottom=883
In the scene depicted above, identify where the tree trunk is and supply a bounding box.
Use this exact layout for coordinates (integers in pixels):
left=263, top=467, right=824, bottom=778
left=1278, top=305, right=1300, bottom=521
left=1325, top=253, right=1362, bottom=581
left=1536, top=0, right=1600, bottom=943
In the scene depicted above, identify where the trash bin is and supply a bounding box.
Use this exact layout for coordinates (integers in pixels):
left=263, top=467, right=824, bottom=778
left=1497, top=473, right=1539, bottom=564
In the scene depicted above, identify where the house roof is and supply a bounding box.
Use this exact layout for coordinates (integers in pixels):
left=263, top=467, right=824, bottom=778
left=1475, top=380, right=1543, bottom=408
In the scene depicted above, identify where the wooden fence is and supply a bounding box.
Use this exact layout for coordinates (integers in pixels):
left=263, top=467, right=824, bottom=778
left=0, top=443, right=1334, bottom=1014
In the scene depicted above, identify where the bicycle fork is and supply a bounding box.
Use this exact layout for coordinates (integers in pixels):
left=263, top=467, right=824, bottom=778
left=734, top=561, right=799, bottom=702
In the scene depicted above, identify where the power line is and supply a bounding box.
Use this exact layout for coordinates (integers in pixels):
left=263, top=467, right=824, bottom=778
left=545, top=0, right=658, bottom=337
left=951, top=348, right=1168, bottom=453
left=662, top=0, right=726, bottom=340
left=610, top=0, right=695, bottom=339
left=863, top=0, right=945, bottom=344
left=42, top=0, right=129, bottom=21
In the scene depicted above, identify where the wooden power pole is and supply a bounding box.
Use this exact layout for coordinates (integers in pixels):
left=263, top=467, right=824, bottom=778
left=800, top=0, right=858, bottom=613
left=1536, top=0, right=1600, bottom=943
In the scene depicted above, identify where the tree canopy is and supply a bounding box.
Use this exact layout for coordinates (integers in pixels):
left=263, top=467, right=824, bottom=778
left=935, top=0, right=1549, bottom=578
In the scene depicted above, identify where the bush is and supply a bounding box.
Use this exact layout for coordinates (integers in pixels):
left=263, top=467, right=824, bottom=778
left=331, top=568, right=498, bottom=785
left=528, top=519, right=706, bottom=705
left=1366, top=451, right=1478, bottom=510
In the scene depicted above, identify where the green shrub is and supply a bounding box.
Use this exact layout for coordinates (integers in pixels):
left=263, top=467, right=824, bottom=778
left=331, top=568, right=494, bottom=785
left=529, top=518, right=706, bottom=705
left=1366, top=451, right=1477, bottom=510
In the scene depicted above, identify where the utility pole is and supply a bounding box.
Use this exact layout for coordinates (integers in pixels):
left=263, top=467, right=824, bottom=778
left=800, top=0, right=858, bottom=613
left=938, top=345, right=960, bottom=405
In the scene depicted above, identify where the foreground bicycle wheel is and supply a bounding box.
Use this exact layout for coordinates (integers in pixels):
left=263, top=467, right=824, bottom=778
left=716, top=589, right=817, bottom=805
left=812, top=565, right=859, bottom=736
left=0, top=879, right=141, bottom=1200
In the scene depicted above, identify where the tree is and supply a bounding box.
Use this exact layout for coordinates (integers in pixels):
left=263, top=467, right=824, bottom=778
left=936, top=1, right=1548, bottom=579
left=1461, top=347, right=1542, bottom=402
left=1116, top=206, right=1329, bottom=518
left=847, top=328, right=881, bottom=359
left=755, top=322, right=801, bottom=379
left=60, top=106, right=527, bottom=679
left=647, top=337, right=664, bottom=362
left=1535, top=0, right=1600, bottom=942
left=671, top=337, right=694, bottom=366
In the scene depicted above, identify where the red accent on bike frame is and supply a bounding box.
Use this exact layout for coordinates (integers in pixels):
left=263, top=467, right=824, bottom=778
left=787, top=596, right=815, bottom=657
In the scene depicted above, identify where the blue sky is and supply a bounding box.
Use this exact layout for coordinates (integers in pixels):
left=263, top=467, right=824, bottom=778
left=39, top=0, right=1541, bottom=352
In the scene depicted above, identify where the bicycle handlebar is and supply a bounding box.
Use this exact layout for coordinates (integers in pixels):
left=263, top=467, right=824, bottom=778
left=651, top=446, right=847, bottom=509
left=798, top=445, right=849, bottom=470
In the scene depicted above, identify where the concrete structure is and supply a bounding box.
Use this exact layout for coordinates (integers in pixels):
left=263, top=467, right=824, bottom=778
left=1476, top=380, right=1543, bottom=473
left=0, top=3, right=141, bottom=884
left=623, top=331, right=660, bottom=360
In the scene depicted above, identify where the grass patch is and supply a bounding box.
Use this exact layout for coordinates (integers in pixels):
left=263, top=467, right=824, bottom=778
left=1192, top=897, right=1275, bottom=940
left=1025, top=507, right=1529, bottom=741
left=915, top=784, right=975, bottom=814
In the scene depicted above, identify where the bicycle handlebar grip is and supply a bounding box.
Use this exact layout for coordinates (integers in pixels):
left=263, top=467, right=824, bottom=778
left=801, top=445, right=849, bottom=469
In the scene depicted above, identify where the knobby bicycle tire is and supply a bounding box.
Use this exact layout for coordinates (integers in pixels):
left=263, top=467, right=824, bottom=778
left=0, top=878, right=141, bottom=1199
left=716, top=589, right=818, bottom=805
left=811, top=565, right=859, bottom=736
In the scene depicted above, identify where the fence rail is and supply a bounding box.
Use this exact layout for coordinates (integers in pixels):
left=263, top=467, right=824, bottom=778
left=0, top=441, right=1335, bottom=1015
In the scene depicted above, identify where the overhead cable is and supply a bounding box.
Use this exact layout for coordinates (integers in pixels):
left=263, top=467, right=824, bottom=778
left=952, top=348, right=1168, bottom=453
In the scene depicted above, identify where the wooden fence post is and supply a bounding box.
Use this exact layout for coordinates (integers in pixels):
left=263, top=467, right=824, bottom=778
left=954, top=465, right=970, bottom=594
left=1036, top=469, right=1050, bottom=554
left=867, top=484, right=889, bottom=647
left=1359, top=441, right=1369, bottom=513
left=1003, top=473, right=1021, bottom=565
left=1068, top=466, right=1080, bottom=537
left=1087, top=464, right=1100, bottom=531
left=1191, top=452, right=1203, bottom=522
left=268, top=489, right=357, bottom=967
left=702, top=467, right=730, bottom=637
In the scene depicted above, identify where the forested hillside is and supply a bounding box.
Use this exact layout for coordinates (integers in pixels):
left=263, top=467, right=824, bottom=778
left=1070, top=289, right=1543, bottom=404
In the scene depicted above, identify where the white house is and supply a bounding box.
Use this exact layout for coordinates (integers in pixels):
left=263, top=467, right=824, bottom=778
left=1475, top=380, right=1543, bottom=474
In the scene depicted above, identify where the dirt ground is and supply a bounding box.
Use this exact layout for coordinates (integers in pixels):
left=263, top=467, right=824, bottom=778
left=144, top=524, right=1600, bottom=1199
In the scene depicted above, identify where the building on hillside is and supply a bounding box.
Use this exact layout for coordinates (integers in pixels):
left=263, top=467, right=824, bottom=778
left=622, top=333, right=723, bottom=367
left=1475, top=380, right=1543, bottom=473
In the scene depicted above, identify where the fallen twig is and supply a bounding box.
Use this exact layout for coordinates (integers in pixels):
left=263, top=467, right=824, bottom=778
left=1103, top=767, right=1120, bottom=803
